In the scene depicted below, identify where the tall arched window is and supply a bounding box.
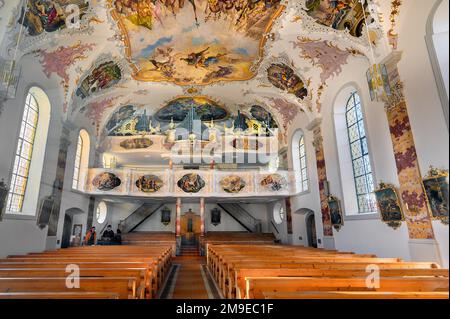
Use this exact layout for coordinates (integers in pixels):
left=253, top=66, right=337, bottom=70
left=72, top=134, right=84, bottom=189
left=299, top=135, right=309, bottom=191
left=72, top=129, right=90, bottom=191
left=7, top=92, right=39, bottom=212
left=292, top=130, right=309, bottom=193
left=345, top=92, right=376, bottom=213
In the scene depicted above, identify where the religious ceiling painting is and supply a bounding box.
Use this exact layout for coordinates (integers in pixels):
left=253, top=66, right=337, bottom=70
left=260, top=174, right=287, bottom=192
left=177, top=173, right=206, bottom=193
left=76, top=61, right=122, bottom=99
left=135, top=174, right=164, bottom=193
left=109, top=0, right=284, bottom=85
left=19, top=0, right=90, bottom=36
left=119, top=137, right=153, bottom=150
left=305, top=0, right=370, bottom=38
left=220, top=175, right=246, bottom=194
left=92, top=172, right=122, bottom=191
left=155, top=97, right=228, bottom=122
left=267, top=63, right=308, bottom=99
left=250, top=105, right=278, bottom=129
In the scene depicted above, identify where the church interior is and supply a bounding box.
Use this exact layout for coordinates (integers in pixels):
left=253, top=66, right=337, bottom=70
left=0, top=0, right=448, bottom=301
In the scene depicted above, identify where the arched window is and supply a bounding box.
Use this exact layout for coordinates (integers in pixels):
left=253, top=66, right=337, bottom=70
left=6, top=92, right=39, bottom=213
left=72, top=129, right=90, bottom=191
left=345, top=92, right=377, bottom=213
left=292, top=130, right=309, bottom=193
left=72, top=134, right=83, bottom=190
left=273, top=202, right=285, bottom=225
left=298, top=135, right=309, bottom=191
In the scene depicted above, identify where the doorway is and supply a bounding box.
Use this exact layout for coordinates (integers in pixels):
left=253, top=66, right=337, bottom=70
left=306, top=213, right=318, bottom=248
left=61, top=214, right=73, bottom=248
left=180, top=209, right=201, bottom=246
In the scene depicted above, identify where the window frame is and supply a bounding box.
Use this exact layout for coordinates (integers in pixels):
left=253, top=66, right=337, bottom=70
left=6, top=92, right=39, bottom=213
left=72, top=133, right=84, bottom=190
left=345, top=92, right=377, bottom=214
left=298, top=134, right=309, bottom=192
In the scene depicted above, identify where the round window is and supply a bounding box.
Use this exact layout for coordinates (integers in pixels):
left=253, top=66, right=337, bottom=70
left=96, top=202, right=107, bottom=224
left=273, top=202, right=285, bottom=225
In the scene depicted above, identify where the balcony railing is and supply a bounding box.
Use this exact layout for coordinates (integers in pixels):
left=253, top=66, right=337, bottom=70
left=77, top=168, right=305, bottom=198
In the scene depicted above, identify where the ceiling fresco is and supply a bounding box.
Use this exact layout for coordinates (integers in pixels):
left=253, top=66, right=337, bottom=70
left=19, top=0, right=90, bottom=36
left=155, top=96, right=228, bottom=122
left=0, top=0, right=389, bottom=140
left=305, top=0, right=370, bottom=38
left=76, top=60, right=122, bottom=99
left=109, top=0, right=284, bottom=85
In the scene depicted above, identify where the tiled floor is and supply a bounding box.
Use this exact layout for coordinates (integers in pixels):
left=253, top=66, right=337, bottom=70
left=171, top=256, right=210, bottom=299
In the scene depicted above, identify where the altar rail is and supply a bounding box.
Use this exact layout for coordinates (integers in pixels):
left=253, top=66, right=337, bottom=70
left=78, top=169, right=303, bottom=198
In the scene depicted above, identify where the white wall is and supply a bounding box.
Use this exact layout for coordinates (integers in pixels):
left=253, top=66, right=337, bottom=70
left=105, top=201, right=271, bottom=234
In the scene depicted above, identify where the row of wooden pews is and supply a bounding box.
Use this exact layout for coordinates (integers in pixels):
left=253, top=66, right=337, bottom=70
left=0, top=245, right=173, bottom=299
left=122, top=232, right=177, bottom=256
left=207, top=245, right=449, bottom=299
left=203, top=232, right=276, bottom=246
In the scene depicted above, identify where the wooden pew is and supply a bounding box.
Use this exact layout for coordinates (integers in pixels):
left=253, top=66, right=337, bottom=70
left=233, top=267, right=449, bottom=299
left=206, top=244, right=449, bottom=300
left=245, top=277, right=449, bottom=299
left=0, top=245, right=173, bottom=299
left=0, top=277, right=141, bottom=299
left=260, top=291, right=450, bottom=299
left=0, top=292, right=120, bottom=299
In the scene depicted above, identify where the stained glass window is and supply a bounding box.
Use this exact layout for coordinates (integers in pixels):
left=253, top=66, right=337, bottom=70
left=299, top=135, right=309, bottom=192
left=6, top=92, right=39, bottom=213
left=345, top=92, right=377, bottom=213
left=72, top=133, right=84, bottom=190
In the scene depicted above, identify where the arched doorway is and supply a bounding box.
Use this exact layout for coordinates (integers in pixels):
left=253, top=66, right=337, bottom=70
left=306, top=213, right=318, bottom=248
left=61, top=214, right=73, bottom=249
left=181, top=209, right=201, bottom=246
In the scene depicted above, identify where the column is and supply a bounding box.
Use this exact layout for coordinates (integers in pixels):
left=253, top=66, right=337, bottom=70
left=47, top=123, right=71, bottom=238
left=176, top=198, right=182, bottom=255
left=383, top=52, right=440, bottom=262
left=176, top=198, right=182, bottom=237
left=309, top=120, right=335, bottom=248
left=200, top=198, right=206, bottom=236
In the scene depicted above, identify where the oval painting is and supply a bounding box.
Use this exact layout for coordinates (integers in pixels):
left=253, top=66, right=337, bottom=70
left=260, top=174, right=288, bottom=192
left=92, top=173, right=122, bottom=191
left=120, top=138, right=153, bottom=150
left=136, top=175, right=164, bottom=193
left=220, top=175, right=246, bottom=194
left=177, top=174, right=206, bottom=193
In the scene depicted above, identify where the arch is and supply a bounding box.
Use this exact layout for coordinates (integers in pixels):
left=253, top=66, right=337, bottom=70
left=6, top=86, right=51, bottom=215
left=426, top=0, right=449, bottom=129
left=333, top=84, right=377, bottom=216
left=291, top=129, right=309, bottom=193
left=72, top=129, right=90, bottom=191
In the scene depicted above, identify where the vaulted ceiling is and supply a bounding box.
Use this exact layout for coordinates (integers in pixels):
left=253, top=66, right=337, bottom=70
left=1, top=0, right=388, bottom=142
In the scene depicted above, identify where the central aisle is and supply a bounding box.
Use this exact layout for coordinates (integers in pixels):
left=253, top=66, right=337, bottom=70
left=161, top=255, right=221, bottom=299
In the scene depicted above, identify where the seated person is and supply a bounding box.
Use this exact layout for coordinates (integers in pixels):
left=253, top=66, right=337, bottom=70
left=101, top=225, right=115, bottom=241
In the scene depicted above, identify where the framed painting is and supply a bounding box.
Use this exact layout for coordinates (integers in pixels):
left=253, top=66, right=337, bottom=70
left=328, top=195, right=343, bottom=231
left=423, top=167, right=449, bottom=225
left=374, top=183, right=404, bottom=229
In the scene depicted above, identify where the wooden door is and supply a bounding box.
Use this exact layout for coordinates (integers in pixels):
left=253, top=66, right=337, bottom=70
left=181, top=210, right=201, bottom=246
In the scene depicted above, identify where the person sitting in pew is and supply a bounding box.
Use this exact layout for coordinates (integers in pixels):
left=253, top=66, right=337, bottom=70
left=102, top=225, right=115, bottom=242
left=84, top=227, right=97, bottom=246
